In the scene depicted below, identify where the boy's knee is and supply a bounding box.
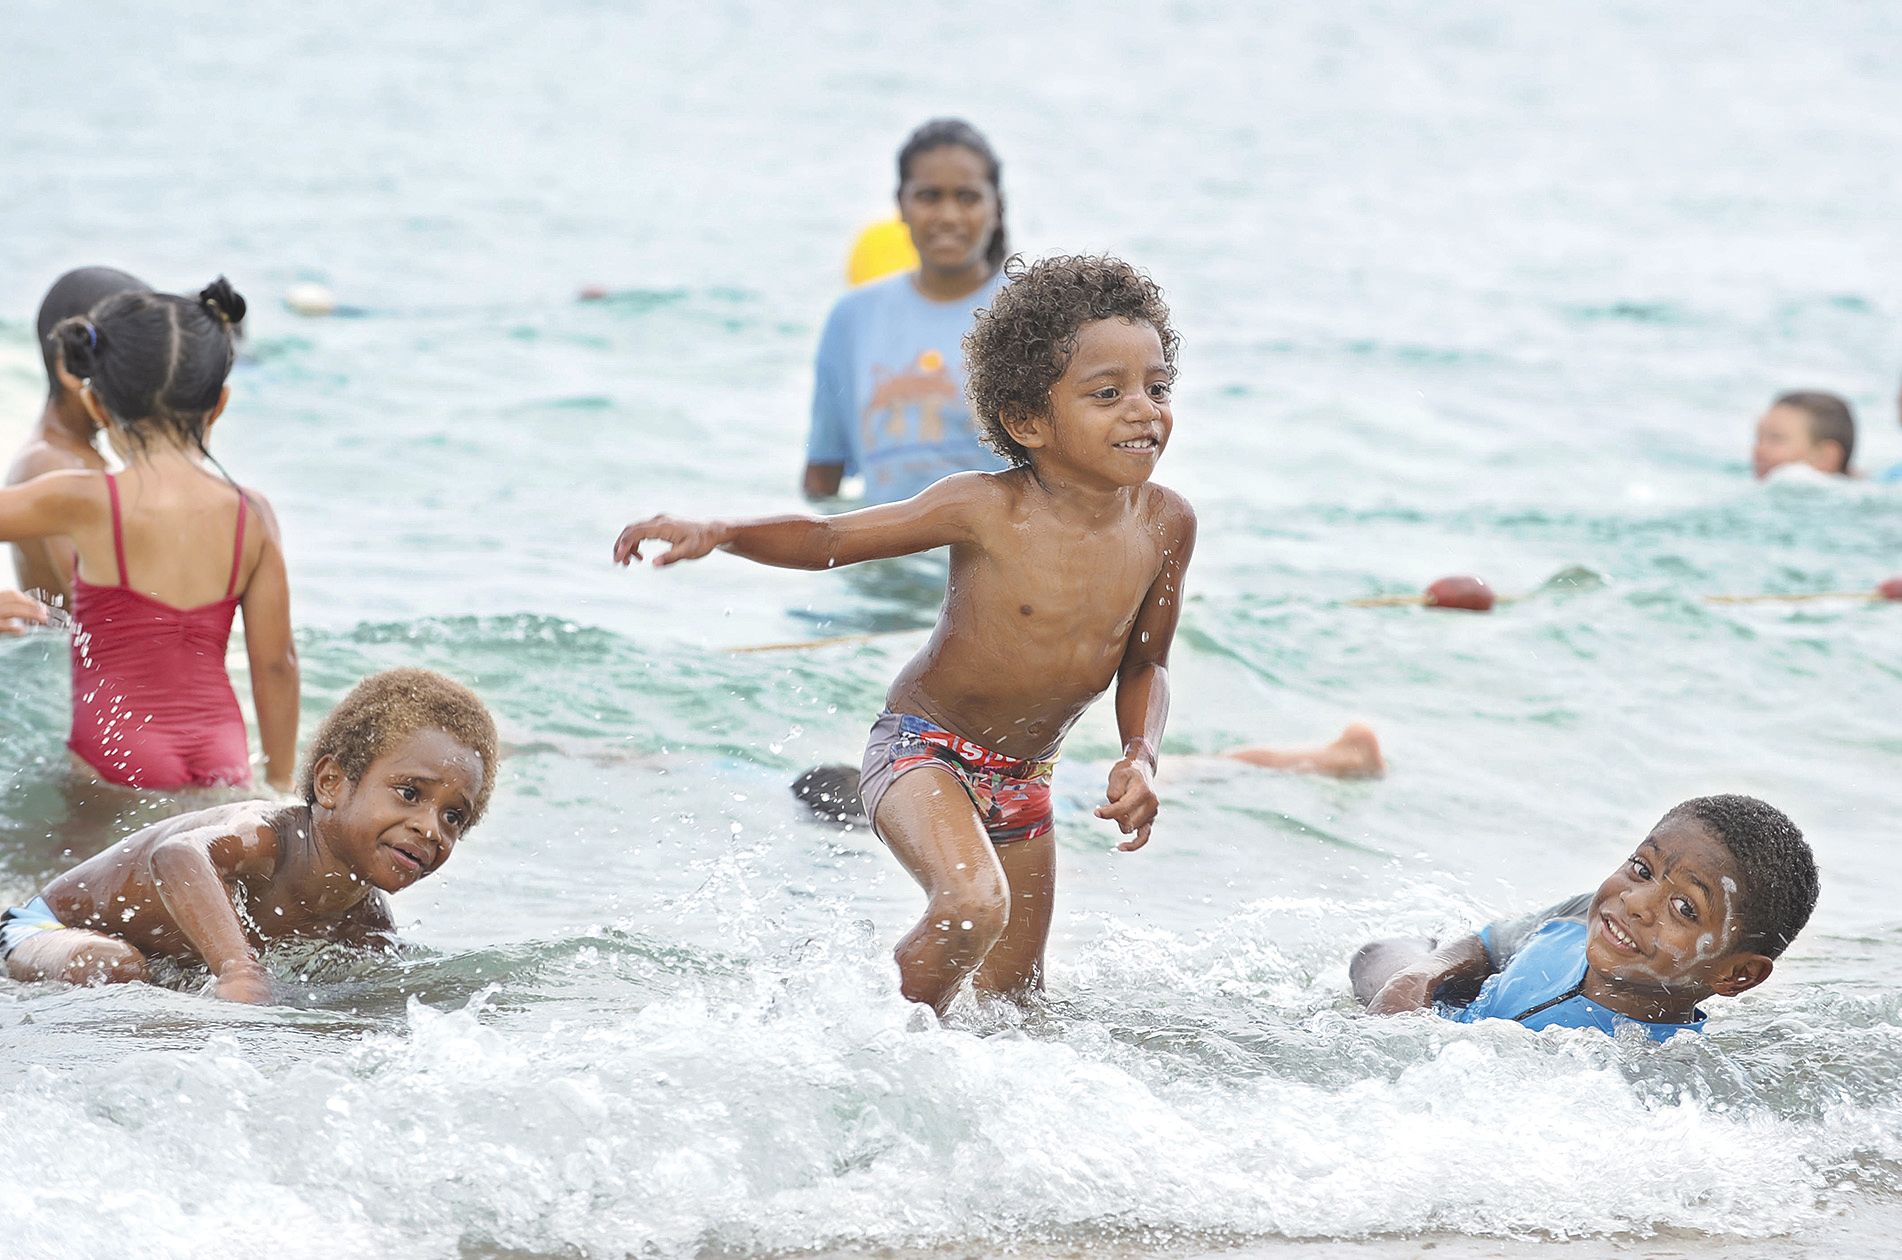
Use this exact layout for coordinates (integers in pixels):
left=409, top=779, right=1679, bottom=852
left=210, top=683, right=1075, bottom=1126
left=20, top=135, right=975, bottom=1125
left=935, top=881, right=1011, bottom=944
left=75, top=942, right=148, bottom=986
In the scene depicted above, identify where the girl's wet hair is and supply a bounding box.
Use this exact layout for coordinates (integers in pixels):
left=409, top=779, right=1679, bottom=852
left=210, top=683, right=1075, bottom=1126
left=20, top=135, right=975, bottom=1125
left=47, top=278, right=247, bottom=457
left=896, top=117, right=1008, bottom=271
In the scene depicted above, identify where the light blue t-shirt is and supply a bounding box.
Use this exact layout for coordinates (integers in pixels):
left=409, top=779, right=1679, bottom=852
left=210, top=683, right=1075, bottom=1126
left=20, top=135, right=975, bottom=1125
left=806, top=270, right=1009, bottom=506
left=1445, top=894, right=1705, bottom=1043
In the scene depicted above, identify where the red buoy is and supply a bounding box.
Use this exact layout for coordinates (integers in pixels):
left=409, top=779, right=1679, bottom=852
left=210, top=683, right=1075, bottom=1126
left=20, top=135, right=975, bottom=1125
left=1424, top=575, right=1496, bottom=612
left=577, top=285, right=611, bottom=302
left=1878, top=577, right=1902, bottom=602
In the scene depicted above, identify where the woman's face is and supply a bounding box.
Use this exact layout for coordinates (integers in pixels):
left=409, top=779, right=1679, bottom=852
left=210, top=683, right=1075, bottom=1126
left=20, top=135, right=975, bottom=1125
left=898, top=145, right=999, bottom=277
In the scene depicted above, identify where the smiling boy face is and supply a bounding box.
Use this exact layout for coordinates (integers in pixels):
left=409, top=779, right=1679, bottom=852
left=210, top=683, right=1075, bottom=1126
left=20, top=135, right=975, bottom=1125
left=1587, top=816, right=1765, bottom=999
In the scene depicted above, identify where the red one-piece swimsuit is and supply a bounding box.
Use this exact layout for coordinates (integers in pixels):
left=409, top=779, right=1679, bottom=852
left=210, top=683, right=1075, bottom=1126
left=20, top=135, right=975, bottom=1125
left=67, top=473, right=253, bottom=790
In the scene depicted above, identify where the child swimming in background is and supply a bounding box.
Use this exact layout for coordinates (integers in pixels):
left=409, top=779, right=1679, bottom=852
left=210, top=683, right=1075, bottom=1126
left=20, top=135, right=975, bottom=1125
left=1752, top=390, right=1855, bottom=479
left=6, top=266, right=152, bottom=604
left=0, top=279, right=299, bottom=791
left=1351, top=794, right=1818, bottom=1042
left=0, top=669, right=498, bottom=1004
left=617, top=255, right=1193, bottom=1012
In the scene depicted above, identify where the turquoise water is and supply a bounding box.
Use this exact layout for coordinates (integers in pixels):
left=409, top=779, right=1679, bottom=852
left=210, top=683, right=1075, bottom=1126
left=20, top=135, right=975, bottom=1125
left=4, top=3, right=1902, bottom=1257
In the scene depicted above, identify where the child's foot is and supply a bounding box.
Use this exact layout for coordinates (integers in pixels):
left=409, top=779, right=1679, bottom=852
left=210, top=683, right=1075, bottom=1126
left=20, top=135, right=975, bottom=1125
left=791, top=763, right=867, bottom=822
left=1226, top=723, right=1385, bottom=779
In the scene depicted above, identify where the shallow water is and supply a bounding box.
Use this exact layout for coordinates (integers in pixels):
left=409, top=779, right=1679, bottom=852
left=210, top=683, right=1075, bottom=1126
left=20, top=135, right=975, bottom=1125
left=3, top=3, right=1901, bottom=1258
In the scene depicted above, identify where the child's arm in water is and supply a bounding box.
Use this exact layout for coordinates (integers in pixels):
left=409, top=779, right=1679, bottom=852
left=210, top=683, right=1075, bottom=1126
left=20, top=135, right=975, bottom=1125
left=236, top=491, right=299, bottom=792
left=1354, top=935, right=1494, bottom=1014
left=613, top=473, right=988, bottom=571
left=1095, top=494, right=1196, bottom=851
left=144, top=817, right=284, bottom=1003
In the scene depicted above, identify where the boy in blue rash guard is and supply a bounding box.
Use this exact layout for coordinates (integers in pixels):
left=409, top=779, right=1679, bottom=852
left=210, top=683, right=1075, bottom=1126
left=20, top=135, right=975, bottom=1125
left=1350, top=795, right=1819, bottom=1042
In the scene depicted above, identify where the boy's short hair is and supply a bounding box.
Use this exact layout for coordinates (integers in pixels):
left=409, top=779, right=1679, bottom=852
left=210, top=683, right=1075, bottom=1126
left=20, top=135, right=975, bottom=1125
left=963, top=254, right=1180, bottom=466
left=1662, top=794, right=1818, bottom=958
left=1774, top=390, right=1856, bottom=468
left=300, top=668, right=500, bottom=824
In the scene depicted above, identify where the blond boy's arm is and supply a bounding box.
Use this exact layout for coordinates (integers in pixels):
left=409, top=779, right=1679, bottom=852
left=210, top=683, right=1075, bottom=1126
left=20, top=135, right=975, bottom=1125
left=146, top=822, right=282, bottom=1003
left=613, top=473, right=990, bottom=571
left=1097, top=493, right=1197, bottom=851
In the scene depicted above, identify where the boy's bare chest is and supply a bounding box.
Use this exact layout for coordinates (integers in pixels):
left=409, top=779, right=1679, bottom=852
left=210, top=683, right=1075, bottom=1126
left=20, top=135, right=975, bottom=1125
left=982, top=528, right=1161, bottom=631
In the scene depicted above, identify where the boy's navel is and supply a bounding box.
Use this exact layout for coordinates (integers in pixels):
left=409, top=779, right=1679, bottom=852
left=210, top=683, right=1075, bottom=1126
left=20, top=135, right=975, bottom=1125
left=1019, top=604, right=1033, bottom=616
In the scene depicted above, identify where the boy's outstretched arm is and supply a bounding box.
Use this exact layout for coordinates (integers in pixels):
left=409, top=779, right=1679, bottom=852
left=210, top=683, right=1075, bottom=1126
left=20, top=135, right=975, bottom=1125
left=613, top=474, right=989, bottom=571
left=1363, top=935, right=1493, bottom=1014
left=1097, top=496, right=1197, bottom=852
left=147, top=823, right=281, bottom=1003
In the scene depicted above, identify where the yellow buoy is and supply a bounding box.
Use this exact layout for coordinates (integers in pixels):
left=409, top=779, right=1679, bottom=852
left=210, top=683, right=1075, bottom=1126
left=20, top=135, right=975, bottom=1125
left=846, top=218, right=919, bottom=287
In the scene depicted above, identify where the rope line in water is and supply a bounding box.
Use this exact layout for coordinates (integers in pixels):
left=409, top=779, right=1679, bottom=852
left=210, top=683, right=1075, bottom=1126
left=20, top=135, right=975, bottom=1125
left=727, top=573, right=1902, bottom=652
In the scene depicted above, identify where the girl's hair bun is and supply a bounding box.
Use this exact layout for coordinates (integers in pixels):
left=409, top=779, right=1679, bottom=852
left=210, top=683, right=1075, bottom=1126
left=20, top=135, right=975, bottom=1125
left=198, top=276, right=248, bottom=330
left=48, top=315, right=100, bottom=380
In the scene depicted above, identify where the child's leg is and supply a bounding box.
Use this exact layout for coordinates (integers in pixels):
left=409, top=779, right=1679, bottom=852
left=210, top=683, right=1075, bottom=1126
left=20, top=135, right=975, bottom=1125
left=6, top=928, right=149, bottom=986
left=1228, top=723, right=1385, bottom=779
left=972, top=833, right=1055, bottom=999
left=1349, top=936, right=1436, bottom=1006
left=875, top=767, right=1011, bottom=1013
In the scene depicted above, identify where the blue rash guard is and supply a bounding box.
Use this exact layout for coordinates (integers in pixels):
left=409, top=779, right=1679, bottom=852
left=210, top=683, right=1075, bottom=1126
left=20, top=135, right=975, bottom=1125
left=1444, top=894, right=1705, bottom=1043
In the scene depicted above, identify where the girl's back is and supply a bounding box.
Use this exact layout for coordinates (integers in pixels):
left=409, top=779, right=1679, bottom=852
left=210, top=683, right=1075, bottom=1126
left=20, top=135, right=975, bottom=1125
left=0, top=280, right=299, bottom=792
left=67, top=465, right=259, bottom=788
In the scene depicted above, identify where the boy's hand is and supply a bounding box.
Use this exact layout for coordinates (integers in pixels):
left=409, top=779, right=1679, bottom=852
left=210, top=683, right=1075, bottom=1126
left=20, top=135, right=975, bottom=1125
left=613, top=515, right=729, bottom=568
left=1096, top=756, right=1158, bottom=851
left=1367, top=966, right=1442, bottom=1015
left=212, top=961, right=273, bottom=1004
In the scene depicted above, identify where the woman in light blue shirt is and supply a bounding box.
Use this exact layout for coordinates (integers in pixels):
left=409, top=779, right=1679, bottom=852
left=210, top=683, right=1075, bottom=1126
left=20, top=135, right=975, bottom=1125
left=803, top=119, right=1011, bottom=506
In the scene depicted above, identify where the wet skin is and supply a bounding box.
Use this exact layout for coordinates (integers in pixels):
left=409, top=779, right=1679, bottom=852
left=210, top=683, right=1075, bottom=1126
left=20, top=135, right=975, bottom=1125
left=5, top=355, right=107, bottom=602
left=8, top=728, right=484, bottom=1003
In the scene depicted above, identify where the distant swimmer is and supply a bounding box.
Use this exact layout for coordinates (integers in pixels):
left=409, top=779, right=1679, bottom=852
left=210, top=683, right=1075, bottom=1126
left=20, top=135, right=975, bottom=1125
left=6, top=266, right=153, bottom=603
left=0, top=671, right=497, bottom=1005
left=622, top=255, right=1192, bottom=1013
left=1352, top=794, right=1818, bottom=1041
left=803, top=119, right=1014, bottom=506
left=0, top=280, right=300, bottom=792
left=1753, top=390, right=1854, bottom=479
left=1227, top=723, right=1385, bottom=778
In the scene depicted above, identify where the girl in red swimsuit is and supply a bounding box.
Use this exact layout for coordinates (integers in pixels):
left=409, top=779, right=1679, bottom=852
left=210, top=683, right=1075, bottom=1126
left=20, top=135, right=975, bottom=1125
left=0, top=279, right=298, bottom=792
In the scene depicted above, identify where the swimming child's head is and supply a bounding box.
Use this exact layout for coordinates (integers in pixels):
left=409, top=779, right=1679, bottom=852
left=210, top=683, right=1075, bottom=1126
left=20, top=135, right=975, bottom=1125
left=1753, top=390, right=1854, bottom=479
left=46, top=278, right=246, bottom=459
left=299, top=669, right=500, bottom=891
left=896, top=117, right=1007, bottom=275
left=964, top=254, right=1180, bottom=477
left=36, top=266, right=152, bottom=401
left=1588, top=794, right=1818, bottom=1004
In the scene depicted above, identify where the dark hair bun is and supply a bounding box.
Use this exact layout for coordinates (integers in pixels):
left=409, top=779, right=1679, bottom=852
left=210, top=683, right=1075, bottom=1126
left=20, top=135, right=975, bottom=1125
left=198, top=276, right=248, bottom=329
left=48, top=315, right=100, bottom=380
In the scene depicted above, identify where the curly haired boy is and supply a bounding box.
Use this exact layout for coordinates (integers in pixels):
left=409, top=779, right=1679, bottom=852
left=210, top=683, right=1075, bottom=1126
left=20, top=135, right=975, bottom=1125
left=614, top=254, right=1194, bottom=1012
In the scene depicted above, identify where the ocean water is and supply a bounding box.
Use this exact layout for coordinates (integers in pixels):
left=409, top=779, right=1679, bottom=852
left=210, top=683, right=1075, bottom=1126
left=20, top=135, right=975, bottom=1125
left=3, top=3, right=1901, bottom=1257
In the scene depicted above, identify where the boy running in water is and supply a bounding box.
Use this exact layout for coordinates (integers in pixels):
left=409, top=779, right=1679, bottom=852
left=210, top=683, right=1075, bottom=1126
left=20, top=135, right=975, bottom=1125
left=615, top=255, right=1193, bottom=1012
